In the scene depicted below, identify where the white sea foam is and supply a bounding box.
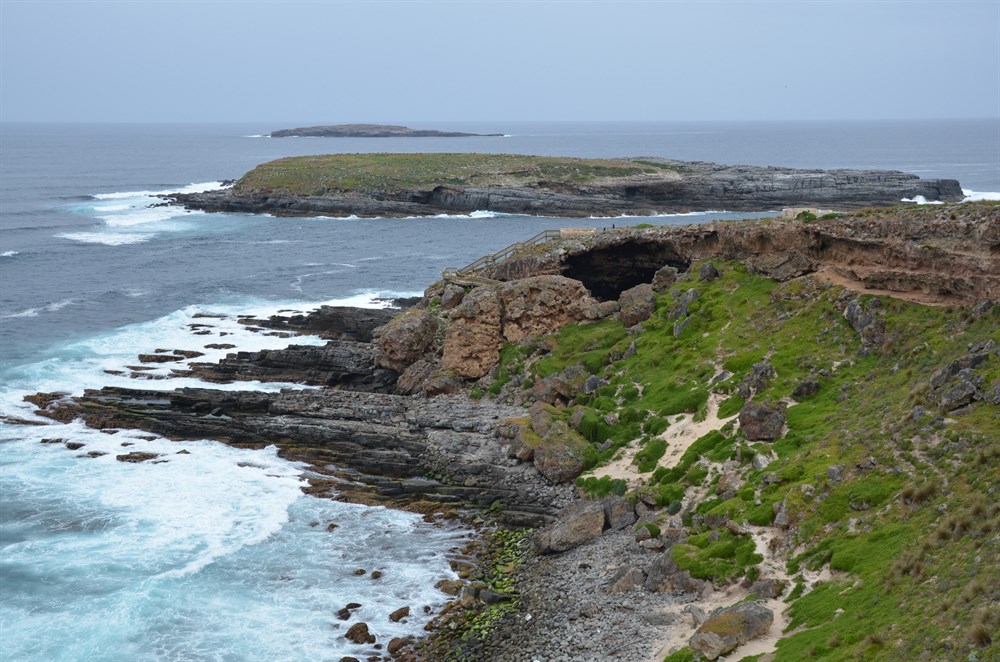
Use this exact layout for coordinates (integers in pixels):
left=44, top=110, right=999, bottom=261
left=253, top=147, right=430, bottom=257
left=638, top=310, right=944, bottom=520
left=0, top=288, right=464, bottom=660
left=426, top=210, right=511, bottom=219
left=962, top=189, right=1000, bottom=202
left=1, top=250, right=18, bottom=257
left=901, top=195, right=944, bottom=205
left=56, top=232, right=149, bottom=245
left=92, top=181, right=229, bottom=200
left=99, top=209, right=200, bottom=228
left=2, top=299, right=77, bottom=319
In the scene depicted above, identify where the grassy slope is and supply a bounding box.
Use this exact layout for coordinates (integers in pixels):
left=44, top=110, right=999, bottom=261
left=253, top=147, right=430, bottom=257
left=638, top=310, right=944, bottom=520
left=483, top=262, right=999, bottom=660
left=233, top=153, right=680, bottom=196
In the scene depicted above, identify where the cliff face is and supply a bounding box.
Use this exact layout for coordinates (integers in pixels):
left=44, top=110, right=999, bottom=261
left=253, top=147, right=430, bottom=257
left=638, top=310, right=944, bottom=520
left=484, top=203, right=1000, bottom=305
left=170, top=156, right=964, bottom=217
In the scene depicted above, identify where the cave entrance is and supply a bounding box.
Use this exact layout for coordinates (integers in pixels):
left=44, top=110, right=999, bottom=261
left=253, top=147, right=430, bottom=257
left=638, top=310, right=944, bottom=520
left=561, top=239, right=690, bottom=301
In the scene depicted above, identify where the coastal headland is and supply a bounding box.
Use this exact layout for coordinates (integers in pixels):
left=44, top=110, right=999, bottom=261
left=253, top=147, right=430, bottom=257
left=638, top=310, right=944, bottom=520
left=169, top=153, right=964, bottom=218
left=26, top=202, right=1000, bottom=660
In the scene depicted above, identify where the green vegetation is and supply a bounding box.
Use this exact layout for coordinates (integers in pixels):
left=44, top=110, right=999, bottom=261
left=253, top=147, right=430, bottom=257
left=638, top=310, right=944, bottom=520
left=235, top=153, right=682, bottom=196
left=489, top=252, right=998, bottom=661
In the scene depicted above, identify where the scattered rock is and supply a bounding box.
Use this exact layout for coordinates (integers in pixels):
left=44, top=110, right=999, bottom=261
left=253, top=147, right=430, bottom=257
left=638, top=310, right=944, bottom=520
left=607, top=566, right=647, bottom=592
left=438, top=284, right=465, bottom=310
left=738, top=361, right=776, bottom=399
left=533, top=499, right=606, bottom=553
left=617, top=282, right=656, bottom=327
left=344, top=622, right=376, bottom=645
left=115, top=452, right=160, bottom=463
left=738, top=401, right=787, bottom=441
left=137, top=354, right=182, bottom=363
left=699, top=261, right=720, bottom=281
left=64, top=442, right=85, bottom=450
left=389, top=606, right=410, bottom=622
left=841, top=297, right=886, bottom=354
left=651, top=265, right=679, bottom=292
left=791, top=378, right=820, bottom=399
left=603, top=495, right=636, bottom=531
left=689, top=601, right=774, bottom=660
left=750, top=578, right=787, bottom=600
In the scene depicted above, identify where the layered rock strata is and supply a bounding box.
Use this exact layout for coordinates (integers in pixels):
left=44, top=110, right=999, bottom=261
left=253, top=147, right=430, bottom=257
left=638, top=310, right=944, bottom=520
left=170, top=158, right=963, bottom=218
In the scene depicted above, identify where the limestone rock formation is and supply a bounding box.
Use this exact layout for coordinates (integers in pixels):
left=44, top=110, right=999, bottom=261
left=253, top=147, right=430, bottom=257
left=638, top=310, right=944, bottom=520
left=374, top=307, right=441, bottom=374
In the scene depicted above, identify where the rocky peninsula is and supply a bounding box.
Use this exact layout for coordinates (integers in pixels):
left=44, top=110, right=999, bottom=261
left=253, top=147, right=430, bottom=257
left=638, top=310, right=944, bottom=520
left=169, top=153, right=964, bottom=218
left=27, top=203, right=1000, bottom=661
left=269, top=124, right=504, bottom=138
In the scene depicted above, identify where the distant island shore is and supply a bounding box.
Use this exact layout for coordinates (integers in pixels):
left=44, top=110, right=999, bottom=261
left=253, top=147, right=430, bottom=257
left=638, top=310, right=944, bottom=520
left=168, top=153, right=964, bottom=218
left=269, top=123, right=505, bottom=138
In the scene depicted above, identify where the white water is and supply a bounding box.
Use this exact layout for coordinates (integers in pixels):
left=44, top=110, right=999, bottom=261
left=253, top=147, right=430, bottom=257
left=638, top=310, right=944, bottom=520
left=0, top=292, right=465, bottom=661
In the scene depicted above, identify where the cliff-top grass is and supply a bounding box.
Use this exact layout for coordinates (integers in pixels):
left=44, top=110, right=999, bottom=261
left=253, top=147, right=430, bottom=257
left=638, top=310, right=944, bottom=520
left=234, top=153, right=681, bottom=196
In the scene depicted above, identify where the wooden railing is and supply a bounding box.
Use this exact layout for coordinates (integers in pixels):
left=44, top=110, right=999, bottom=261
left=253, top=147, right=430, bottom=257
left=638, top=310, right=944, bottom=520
left=442, top=228, right=595, bottom=286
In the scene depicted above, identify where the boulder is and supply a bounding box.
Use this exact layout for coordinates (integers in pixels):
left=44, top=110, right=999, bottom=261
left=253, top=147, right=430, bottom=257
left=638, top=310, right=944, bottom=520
left=651, top=265, right=679, bottom=292
left=530, top=364, right=589, bottom=405
left=739, top=401, right=787, bottom=441
left=533, top=499, right=606, bottom=553
left=689, top=601, right=774, bottom=660
left=603, top=495, right=637, bottom=531
left=699, top=261, right=720, bottom=281
left=607, top=566, right=647, bottom=592
left=438, top=284, right=465, bottom=311
left=344, top=622, right=376, bottom=644
left=617, top=282, right=656, bottom=327
left=388, top=606, right=410, bottom=622
left=374, top=307, right=440, bottom=373
left=533, top=421, right=589, bottom=483
left=643, top=553, right=707, bottom=595
left=791, top=378, right=820, bottom=399
left=841, top=297, right=886, bottom=354
left=737, top=361, right=776, bottom=399
left=749, top=578, right=787, bottom=600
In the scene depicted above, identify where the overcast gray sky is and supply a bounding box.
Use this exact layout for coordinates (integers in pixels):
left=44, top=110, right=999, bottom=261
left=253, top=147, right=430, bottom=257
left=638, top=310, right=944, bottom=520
left=1, top=0, right=997, bottom=123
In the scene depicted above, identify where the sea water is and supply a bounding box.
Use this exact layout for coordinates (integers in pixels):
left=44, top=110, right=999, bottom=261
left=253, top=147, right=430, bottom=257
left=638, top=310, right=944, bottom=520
left=1, top=120, right=997, bottom=661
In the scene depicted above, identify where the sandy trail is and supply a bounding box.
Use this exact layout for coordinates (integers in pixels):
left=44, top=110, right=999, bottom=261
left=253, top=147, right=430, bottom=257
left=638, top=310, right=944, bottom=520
left=591, top=392, right=736, bottom=488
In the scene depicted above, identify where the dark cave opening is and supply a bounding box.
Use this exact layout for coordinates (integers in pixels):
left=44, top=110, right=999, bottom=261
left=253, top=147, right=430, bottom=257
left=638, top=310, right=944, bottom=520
left=561, top=240, right=691, bottom=301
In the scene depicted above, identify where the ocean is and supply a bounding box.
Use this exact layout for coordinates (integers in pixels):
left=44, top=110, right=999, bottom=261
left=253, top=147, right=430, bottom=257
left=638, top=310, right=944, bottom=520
left=1, top=120, right=997, bottom=661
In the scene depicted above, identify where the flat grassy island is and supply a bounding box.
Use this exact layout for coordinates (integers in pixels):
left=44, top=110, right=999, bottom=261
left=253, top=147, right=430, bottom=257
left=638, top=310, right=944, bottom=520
left=171, top=152, right=964, bottom=217
left=233, top=153, right=681, bottom=196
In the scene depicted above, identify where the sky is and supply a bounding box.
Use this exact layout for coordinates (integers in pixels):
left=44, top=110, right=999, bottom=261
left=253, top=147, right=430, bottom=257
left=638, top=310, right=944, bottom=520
left=1, top=0, right=997, bottom=123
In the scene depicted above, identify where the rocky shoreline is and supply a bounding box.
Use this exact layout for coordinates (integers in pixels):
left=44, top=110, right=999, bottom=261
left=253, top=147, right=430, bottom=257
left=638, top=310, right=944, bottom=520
left=25, top=203, right=1000, bottom=661
left=168, top=156, right=964, bottom=218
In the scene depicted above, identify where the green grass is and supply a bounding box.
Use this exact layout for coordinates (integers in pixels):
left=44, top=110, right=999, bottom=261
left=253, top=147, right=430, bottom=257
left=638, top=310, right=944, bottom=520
left=234, top=153, right=682, bottom=195
left=504, top=249, right=998, bottom=662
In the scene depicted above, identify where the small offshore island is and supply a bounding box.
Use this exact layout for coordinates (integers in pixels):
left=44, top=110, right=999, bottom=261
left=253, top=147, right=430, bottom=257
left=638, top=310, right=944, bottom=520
left=269, top=123, right=505, bottom=138
left=28, top=201, right=1000, bottom=661
left=171, top=153, right=963, bottom=218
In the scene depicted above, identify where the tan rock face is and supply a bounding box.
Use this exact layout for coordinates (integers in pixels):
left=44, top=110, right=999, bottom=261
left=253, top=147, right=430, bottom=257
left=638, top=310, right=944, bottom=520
left=442, top=276, right=602, bottom=379
left=498, top=275, right=600, bottom=343
left=442, top=288, right=502, bottom=379
left=373, top=307, right=440, bottom=373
